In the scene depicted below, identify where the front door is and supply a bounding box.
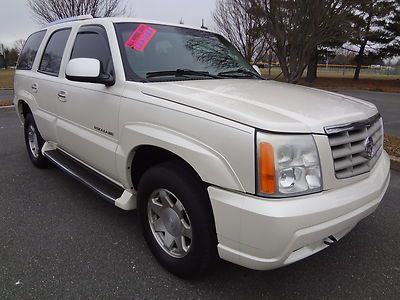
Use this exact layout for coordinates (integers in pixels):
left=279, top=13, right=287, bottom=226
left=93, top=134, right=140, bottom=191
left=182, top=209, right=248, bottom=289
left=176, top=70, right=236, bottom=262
left=56, top=25, right=123, bottom=180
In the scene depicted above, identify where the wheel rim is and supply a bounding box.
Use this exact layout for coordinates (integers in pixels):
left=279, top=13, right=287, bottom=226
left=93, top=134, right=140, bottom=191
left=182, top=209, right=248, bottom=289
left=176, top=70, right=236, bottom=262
left=147, top=188, right=192, bottom=258
left=27, top=124, right=39, bottom=158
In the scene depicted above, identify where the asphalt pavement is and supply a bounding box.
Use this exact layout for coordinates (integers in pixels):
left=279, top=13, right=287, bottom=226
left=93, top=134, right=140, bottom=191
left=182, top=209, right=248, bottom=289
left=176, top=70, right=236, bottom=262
left=336, top=90, right=400, bottom=136
left=0, top=90, right=14, bottom=100
left=1, top=109, right=400, bottom=299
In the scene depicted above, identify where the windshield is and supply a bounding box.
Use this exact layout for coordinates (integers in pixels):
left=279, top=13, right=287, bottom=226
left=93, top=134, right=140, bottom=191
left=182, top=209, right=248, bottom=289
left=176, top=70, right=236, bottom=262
left=114, top=23, right=262, bottom=82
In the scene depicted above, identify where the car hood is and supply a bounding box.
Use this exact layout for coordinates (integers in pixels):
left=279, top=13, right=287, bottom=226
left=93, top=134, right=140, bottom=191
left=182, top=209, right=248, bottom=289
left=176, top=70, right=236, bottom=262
left=139, top=79, right=378, bottom=133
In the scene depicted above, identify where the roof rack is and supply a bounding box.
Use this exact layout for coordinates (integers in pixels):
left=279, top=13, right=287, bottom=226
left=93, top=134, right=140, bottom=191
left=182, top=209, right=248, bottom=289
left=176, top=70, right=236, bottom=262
left=45, top=15, right=93, bottom=27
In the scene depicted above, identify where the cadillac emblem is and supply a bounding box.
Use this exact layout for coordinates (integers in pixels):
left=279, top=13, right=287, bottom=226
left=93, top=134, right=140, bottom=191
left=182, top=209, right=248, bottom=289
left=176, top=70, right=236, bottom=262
left=361, top=136, right=375, bottom=159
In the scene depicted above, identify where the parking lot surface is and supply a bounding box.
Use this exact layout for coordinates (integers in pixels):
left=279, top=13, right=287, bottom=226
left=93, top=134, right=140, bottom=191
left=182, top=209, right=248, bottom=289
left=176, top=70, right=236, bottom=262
left=337, top=90, right=400, bottom=136
left=1, top=109, right=399, bottom=299
left=0, top=90, right=13, bottom=100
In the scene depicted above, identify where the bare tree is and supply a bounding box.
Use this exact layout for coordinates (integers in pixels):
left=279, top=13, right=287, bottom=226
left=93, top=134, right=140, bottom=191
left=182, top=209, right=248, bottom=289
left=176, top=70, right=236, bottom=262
left=213, top=0, right=269, bottom=63
left=27, top=0, right=129, bottom=24
left=14, top=39, right=26, bottom=54
left=249, top=0, right=356, bottom=83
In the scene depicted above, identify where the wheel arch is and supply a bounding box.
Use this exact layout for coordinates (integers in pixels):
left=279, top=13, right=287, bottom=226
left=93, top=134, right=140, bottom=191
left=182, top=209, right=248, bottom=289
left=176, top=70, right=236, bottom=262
left=16, top=99, right=31, bottom=123
left=129, top=145, right=204, bottom=190
left=117, top=123, right=245, bottom=193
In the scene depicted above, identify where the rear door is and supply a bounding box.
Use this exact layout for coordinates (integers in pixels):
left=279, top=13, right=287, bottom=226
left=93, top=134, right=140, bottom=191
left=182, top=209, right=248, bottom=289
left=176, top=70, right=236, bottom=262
left=14, top=30, right=55, bottom=140
left=33, top=28, right=72, bottom=142
left=56, top=24, right=122, bottom=180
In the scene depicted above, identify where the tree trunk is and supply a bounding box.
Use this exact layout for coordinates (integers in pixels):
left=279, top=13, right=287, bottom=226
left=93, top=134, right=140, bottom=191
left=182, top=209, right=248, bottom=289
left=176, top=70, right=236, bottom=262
left=306, top=47, right=318, bottom=83
left=4, top=51, right=7, bottom=69
left=354, top=41, right=366, bottom=81
left=268, top=52, right=272, bottom=76
left=275, top=51, right=290, bottom=82
left=354, top=11, right=372, bottom=81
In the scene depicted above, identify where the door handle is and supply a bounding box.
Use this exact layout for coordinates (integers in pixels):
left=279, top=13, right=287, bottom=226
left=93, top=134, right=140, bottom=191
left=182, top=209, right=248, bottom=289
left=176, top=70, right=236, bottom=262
left=58, top=91, right=67, bottom=102
left=31, top=83, right=38, bottom=93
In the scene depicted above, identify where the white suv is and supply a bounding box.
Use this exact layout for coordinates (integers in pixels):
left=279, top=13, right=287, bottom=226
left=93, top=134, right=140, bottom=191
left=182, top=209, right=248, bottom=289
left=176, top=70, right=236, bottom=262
left=14, top=16, right=390, bottom=278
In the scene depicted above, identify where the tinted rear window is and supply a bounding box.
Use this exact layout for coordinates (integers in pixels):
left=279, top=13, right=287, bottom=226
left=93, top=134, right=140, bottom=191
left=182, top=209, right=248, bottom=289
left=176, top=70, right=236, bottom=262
left=17, top=30, right=46, bottom=70
left=39, top=28, right=71, bottom=76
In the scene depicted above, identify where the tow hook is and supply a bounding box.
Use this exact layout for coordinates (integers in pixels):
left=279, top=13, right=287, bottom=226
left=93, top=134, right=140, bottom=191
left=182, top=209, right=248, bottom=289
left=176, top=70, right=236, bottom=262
left=323, top=235, right=338, bottom=246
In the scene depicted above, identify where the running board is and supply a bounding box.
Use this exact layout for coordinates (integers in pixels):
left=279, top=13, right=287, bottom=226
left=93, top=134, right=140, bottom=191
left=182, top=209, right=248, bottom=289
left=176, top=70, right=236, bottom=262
left=43, top=146, right=136, bottom=210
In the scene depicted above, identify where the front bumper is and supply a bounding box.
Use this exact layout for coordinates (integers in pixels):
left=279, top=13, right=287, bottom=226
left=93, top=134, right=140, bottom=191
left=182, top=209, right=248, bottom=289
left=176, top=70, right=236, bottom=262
left=208, top=151, right=391, bottom=270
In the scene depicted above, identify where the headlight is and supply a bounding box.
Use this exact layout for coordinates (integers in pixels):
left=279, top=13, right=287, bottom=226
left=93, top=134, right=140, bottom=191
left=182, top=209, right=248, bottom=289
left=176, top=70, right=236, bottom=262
left=256, top=131, right=322, bottom=197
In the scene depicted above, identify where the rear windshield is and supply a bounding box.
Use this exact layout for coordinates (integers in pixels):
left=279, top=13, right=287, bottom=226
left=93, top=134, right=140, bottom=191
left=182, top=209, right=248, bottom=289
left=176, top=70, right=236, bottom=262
left=114, top=23, right=258, bottom=82
left=17, top=30, right=46, bottom=70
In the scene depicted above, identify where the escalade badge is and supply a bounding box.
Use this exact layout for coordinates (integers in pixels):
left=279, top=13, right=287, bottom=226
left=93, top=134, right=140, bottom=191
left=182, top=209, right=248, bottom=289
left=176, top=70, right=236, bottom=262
left=361, top=136, right=375, bottom=159
left=94, top=126, right=114, bottom=137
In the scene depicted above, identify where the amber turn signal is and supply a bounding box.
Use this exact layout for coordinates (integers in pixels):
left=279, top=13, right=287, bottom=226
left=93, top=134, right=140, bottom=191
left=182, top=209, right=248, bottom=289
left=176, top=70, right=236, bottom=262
left=259, top=142, right=276, bottom=194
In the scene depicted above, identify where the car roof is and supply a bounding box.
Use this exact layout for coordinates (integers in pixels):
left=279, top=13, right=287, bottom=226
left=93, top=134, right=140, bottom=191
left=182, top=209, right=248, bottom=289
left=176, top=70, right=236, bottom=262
left=42, top=16, right=216, bottom=35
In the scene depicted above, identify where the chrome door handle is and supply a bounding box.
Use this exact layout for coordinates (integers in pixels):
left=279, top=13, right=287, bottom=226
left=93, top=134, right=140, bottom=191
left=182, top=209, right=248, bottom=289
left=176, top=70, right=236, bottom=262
left=58, top=91, right=67, bottom=102
left=31, top=83, right=38, bottom=93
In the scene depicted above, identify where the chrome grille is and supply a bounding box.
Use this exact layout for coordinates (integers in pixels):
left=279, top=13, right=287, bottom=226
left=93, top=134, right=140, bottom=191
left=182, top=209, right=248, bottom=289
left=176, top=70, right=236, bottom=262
left=325, top=114, right=383, bottom=179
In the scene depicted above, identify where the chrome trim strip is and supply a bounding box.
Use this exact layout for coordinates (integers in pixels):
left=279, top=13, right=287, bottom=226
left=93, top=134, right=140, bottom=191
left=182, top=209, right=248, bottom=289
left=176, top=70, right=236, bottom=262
left=324, top=113, right=381, bottom=135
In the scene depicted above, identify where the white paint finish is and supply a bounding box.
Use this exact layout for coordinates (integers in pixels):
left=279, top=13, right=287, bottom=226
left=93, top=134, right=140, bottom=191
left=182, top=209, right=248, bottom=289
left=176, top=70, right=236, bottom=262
left=13, top=72, right=59, bottom=142
left=209, top=152, right=390, bottom=270
left=54, top=21, right=126, bottom=181
left=41, top=141, right=57, bottom=154
left=115, top=190, right=137, bottom=210
left=141, top=79, right=378, bottom=134
left=65, top=58, right=101, bottom=78
left=14, top=17, right=392, bottom=272
left=117, top=86, right=255, bottom=192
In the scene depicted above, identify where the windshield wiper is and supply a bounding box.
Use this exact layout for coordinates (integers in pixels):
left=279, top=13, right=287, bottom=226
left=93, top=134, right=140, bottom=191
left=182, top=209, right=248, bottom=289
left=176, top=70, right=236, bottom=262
left=146, top=69, right=220, bottom=80
left=218, top=68, right=263, bottom=79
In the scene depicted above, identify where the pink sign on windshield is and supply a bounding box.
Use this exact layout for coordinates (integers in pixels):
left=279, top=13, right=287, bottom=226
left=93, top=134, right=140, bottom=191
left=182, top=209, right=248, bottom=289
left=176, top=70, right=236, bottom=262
left=125, top=24, right=157, bottom=52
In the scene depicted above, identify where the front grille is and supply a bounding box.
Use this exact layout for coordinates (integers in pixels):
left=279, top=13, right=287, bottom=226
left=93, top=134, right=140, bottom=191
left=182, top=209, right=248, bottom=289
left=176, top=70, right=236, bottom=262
left=325, top=114, right=383, bottom=179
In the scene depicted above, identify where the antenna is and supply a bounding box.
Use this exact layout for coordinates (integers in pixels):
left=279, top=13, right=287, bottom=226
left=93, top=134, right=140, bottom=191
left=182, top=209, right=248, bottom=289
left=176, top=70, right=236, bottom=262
left=201, top=19, right=208, bottom=30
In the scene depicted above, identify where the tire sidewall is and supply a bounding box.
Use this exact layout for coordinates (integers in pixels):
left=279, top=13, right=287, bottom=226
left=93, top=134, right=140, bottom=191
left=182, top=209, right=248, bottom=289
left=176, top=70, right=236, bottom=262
left=24, top=113, right=48, bottom=168
left=137, top=161, right=217, bottom=278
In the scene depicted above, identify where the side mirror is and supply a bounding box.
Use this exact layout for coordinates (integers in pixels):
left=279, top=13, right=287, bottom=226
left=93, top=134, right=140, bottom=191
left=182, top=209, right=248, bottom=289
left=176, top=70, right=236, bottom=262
left=65, top=58, right=115, bottom=86
left=252, top=64, right=262, bottom=76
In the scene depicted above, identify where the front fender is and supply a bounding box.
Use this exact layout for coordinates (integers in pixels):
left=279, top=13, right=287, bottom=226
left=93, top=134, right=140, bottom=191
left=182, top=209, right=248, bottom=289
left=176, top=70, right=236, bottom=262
left=116, top=122, right=245, bottom=192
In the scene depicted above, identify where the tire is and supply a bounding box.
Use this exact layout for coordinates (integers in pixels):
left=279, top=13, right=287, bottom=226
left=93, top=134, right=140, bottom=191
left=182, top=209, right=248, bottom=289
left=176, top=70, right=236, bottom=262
left=24, top=112, right=50, bottom=168
left=137, top=160, right=218, bottom=279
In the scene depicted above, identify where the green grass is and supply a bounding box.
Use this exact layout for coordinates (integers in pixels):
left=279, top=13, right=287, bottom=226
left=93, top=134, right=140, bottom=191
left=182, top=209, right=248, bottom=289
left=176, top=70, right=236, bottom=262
left=0, top=69, right=15, bottom=89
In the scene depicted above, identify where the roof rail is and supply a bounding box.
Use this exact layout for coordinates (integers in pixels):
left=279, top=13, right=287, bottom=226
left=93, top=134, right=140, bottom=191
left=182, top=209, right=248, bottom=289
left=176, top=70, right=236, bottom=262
left=45, top=15, right=93, bottom=27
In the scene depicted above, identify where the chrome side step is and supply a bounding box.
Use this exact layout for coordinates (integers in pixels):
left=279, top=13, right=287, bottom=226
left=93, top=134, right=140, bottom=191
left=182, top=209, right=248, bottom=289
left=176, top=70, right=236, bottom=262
left=43, top=149, right=124, bottom=204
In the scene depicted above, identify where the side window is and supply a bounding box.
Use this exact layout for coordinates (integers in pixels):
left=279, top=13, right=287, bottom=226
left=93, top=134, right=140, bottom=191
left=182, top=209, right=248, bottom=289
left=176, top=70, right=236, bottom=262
left=17, top=30, right=46, bottom=70
left=71, top=26, right=114, bottom=74
left=39, top=28, right=71, bottom=76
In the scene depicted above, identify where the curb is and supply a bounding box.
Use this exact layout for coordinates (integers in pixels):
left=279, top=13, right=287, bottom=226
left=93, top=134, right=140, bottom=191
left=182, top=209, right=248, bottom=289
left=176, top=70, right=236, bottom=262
left=0, top=104, right=15, bottom=111
left=390, top=156, right=400, bottom=172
